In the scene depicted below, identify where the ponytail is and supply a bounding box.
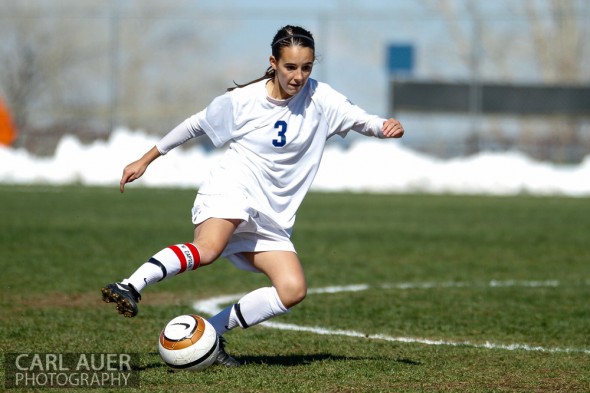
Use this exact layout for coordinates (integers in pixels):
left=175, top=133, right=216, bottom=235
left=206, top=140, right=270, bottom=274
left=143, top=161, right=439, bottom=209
left=227, top=67, right=275, bottom=92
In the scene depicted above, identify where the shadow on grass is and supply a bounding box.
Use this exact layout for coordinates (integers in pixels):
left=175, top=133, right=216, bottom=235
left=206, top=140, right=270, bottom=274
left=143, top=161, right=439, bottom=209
left=139, top=352, right=422, bottom=370
left=238, top=353, right=423, bottom=367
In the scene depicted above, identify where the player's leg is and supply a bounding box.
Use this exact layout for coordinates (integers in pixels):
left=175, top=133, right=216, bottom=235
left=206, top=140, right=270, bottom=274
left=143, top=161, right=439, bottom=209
left=208, top=251, right=306, bottom=334
left=249, top=250, right=307, bottom=309
left=208, top=250, right=306, bottom=367
left=101, top=218, right=240, bottom=317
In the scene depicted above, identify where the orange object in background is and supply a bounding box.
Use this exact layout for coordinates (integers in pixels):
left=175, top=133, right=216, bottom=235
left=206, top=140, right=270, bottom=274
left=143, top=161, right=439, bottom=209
left=0, top=98, right=17, bottom=146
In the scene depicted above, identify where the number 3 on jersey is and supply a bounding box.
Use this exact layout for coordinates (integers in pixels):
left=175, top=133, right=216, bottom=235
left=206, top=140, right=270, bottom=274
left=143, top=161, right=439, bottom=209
left=272, top=120, right=287, bottom=147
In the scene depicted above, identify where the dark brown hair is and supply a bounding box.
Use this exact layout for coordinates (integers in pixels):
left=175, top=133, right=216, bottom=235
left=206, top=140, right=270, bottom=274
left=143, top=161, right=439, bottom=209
left=227, top=25, right=315, bottom=92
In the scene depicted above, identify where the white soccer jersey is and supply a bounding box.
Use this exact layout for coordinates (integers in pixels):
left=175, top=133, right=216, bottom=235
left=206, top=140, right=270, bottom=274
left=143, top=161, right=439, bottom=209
left=156, top=78, right=386, bottom=266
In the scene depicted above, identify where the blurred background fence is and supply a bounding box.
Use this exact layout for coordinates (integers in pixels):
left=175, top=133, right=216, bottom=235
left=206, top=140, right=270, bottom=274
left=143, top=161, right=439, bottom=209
left=1, top=0, right=589, bottom=162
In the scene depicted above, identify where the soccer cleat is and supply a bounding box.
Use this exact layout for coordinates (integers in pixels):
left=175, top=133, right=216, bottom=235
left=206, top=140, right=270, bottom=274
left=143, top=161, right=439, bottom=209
left=215, top=336, right=241, bottom=367
left=101, top=282, right=141, bottom=318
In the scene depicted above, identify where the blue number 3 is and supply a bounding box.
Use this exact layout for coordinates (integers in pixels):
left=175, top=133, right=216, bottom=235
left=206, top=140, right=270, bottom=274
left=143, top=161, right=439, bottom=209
left=272, top=120, right=287, bottom=147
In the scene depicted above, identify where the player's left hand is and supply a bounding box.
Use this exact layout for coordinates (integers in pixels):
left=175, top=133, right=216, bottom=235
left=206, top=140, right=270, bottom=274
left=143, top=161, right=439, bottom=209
left=381, top=118, right=404, bottom=138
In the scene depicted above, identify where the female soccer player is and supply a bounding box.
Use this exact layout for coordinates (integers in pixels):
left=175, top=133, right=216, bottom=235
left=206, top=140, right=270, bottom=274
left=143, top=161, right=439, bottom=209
left=102, top=25, right=404, bottom=366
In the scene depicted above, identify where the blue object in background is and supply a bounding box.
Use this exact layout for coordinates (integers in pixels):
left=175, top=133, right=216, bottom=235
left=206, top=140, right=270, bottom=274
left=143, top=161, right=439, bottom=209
left=387, top=44, right=414, bottom=75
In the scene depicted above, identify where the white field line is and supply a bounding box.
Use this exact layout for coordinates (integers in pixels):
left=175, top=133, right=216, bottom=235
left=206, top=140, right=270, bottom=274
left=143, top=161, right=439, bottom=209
left=192, top=280, right=590, bottom=355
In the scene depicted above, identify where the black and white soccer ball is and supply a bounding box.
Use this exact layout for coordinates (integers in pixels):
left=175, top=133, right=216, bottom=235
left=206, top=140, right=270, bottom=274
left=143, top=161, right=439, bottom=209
left=158, top=314, right=219, bottom=371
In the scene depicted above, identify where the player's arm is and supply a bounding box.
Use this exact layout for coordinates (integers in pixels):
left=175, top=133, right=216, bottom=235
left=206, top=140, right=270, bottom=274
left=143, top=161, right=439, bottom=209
left=319, top=83, right=404, bottom=139
left=120, top=116, right=206, bottom=193
left=120, top=146, right=161, bottom=193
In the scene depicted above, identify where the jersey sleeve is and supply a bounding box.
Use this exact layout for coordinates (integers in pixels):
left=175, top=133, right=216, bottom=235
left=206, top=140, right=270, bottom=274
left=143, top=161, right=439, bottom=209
left=317, top=83, right=386, bottom=139
left=155, top=117, right=206, bottom=155
left=191, top=93, right=236, bottom=147
left=156, top=92, right=236, bottom=154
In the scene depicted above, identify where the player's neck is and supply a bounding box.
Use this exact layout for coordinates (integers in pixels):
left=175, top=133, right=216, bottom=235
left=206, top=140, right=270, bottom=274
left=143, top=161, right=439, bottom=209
left=266, top=79, right=292, bottom=100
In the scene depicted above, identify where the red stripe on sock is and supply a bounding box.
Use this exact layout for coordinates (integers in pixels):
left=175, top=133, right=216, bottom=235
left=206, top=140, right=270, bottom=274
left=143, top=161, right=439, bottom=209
left=168, top=245, right=187, bottom=274
left=185, top=243, right=201, bottom=270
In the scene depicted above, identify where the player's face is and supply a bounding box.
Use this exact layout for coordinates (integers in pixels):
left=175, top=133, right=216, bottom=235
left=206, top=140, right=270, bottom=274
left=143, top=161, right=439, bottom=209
left=270, top=46, right=314, bottom=99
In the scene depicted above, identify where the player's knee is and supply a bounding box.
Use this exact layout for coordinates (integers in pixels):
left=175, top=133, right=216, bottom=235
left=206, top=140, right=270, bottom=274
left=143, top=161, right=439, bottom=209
left=192, top=218, right=240, bottom=265
left=277, top=279, right=307, bottom=309
left=191, top=240, right=224, bottom=265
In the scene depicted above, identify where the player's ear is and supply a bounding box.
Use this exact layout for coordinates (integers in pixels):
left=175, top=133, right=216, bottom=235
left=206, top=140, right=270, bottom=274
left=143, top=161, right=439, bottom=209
left=269, top=55, right=277, bottom=71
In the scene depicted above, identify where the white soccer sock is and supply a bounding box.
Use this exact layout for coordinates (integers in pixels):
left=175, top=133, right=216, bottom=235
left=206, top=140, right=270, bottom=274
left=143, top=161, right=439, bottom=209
left=208, top=287, right=289, bottom=335
left=124, top=243, right=201, bottom=292
left=122, top=262, right=162, bottom=292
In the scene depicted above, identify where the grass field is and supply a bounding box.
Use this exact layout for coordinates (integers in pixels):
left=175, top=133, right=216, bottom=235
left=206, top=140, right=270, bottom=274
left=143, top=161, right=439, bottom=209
left=1, top=185, right=589, bottom=392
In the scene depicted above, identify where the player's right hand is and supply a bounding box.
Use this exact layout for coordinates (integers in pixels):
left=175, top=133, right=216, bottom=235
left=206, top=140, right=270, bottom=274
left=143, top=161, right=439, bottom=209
left=120, top=160, right=148, bottom=193
left=119, top=146, right=162, bottom=193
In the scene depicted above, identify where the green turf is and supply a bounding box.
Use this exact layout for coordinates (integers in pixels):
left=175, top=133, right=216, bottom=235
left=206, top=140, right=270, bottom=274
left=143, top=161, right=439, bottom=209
left=1, top=185, right=588, bottom=392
